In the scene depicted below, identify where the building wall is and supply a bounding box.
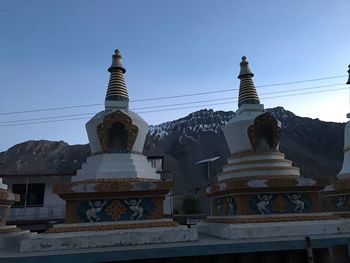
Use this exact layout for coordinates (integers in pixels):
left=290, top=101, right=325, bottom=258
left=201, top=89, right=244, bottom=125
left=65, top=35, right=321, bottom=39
left=3, top=176, right=72, bottom=222
left=148, top=158, right=174, bottom=215
left=3, top=172, right=174, bottom=222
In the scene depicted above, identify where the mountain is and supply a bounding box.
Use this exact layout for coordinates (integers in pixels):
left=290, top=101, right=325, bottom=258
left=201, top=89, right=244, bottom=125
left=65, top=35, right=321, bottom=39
left=0, top=140, right=90, bottom=175
left=145, top=106, right=344, bottom=180
left=0, top=107, right=345, bottom=212
left=144, top=107, right=344, bottom=211
left=269, top=107, right=344, bottom=180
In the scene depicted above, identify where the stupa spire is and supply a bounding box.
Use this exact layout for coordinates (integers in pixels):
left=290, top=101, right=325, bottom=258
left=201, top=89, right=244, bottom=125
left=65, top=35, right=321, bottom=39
left=105, top=49, right=129, bottom=103
left=237, top=56, right=260, bottom=108
left=337, top=64, right=350, bottom=179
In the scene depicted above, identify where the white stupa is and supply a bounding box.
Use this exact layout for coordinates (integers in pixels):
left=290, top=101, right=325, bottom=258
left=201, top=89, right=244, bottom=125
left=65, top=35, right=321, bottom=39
left=0, top=179, right=8, bottom=191
left=74, top=49, right=159, bottom=181
left=321, top=65, right=350, bottom=213
left=337, top=65, right=350, bottom=180
left=220, top=56, right=300, bottom=182
left=0, top=176, right=25, bottom=250
left=20, top=49, right=197, bottom=252
left=198, top=57, right=350, bottom=241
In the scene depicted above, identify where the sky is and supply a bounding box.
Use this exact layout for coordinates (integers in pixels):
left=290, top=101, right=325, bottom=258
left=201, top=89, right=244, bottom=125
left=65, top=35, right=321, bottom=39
left=0, top=0, right=349, bottom=151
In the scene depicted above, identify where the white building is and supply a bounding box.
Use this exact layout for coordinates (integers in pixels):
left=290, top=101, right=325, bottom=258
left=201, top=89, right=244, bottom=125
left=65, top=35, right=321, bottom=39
left=2, top=173, right=73, bottom=231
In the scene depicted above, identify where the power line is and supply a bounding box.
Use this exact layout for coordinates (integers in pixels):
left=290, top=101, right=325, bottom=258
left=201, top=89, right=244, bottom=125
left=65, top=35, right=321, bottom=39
left=132, top=83, right=344, bottom=111
left=255, top=75, right=346, bottom=88
left=0, top=83, right=345, bottom=125
left=0, top=74, right=347, bottom=116
left=0, top=117, right=89, bottom=127
left=263, top=87, right=348, bottom=100
left=132, top=75, right=347, bottom=102
left=0, top=103, right=102, bottom=116
left=259, top=83, right=344, bottom=96
left=0, top=113, right=95, bottom=124
left=0, top=85, right=347, bottom=127
left=137, top=86, right=347, bottom=114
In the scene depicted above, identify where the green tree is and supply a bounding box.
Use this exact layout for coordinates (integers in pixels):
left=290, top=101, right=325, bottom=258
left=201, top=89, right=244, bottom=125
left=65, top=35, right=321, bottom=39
left=182, top=195, right=202, bottom=214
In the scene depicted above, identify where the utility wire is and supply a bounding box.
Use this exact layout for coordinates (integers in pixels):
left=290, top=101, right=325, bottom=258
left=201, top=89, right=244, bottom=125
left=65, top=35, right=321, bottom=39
left=137, top=86, right=347, bottom=114
left=0, top=103, right=102, bottom=116
left=131, top=75, right=348, bottom=102
left=132, top=83, right=344, bottom=111
left=0, top=83, right=345, bottom=124
left=0, top=117, right=89, bottom=127
left=0, top=85, right=347, bottom=127
left=255, top=75, right=346, bottom=88
left=0, top=113, right=95, bottom=124
left=0, top=75, right=347, bottom=116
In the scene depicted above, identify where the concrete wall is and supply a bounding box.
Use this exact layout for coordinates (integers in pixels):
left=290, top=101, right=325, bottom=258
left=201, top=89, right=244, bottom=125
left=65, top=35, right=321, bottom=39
left=3, top=175, right=71, bottom=222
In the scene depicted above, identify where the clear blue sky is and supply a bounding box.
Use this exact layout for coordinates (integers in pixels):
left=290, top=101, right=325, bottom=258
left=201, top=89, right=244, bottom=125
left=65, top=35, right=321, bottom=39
left=0, top=0, right=349, bottom=151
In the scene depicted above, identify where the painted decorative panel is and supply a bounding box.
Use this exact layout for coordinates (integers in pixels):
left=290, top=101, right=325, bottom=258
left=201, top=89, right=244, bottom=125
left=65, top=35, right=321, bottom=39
left=211, top=196, right=236, bottom=216
left=211, top=192, right=315, bottom=216
left=333, top=195, right=349, bottom=211
left=76, top=197, right=157, bottom=223
left=324, top=195, right=350, bottom=212
left=248, top=193, right=312, bottom=215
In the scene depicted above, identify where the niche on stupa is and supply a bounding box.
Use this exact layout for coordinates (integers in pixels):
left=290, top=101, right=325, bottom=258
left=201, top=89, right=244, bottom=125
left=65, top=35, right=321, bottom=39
left=247, top=112, right=281, bottom=152
left=108, top=122, right=128, bottom=151
left=97, top=110, right=139, bottom=153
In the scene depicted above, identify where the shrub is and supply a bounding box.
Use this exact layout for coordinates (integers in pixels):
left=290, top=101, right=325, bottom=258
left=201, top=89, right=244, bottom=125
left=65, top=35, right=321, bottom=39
left=182, top=195, right=201, bottom=214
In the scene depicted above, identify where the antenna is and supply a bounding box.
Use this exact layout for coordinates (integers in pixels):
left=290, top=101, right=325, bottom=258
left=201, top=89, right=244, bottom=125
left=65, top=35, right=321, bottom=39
left=347, top=65, right=350, bottom=118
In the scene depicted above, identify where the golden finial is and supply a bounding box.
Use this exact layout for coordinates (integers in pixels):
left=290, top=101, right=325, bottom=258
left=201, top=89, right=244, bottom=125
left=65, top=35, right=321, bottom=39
left=114, top=49, right=122, bottom=59
left=238, top=56, right=254, bottom=78
left=108, top=48, right=125, bottom=73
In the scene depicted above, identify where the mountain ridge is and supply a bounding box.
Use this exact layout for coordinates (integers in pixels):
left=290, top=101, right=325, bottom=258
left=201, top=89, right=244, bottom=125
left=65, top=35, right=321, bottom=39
left=0, top=107, right=344, bottom=177
left=0, top=107, right=344, bottom=211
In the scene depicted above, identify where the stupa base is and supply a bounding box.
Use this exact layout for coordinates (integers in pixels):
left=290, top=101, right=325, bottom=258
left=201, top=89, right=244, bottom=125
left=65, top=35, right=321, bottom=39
left=322, top=179, right=350, bottom=213
left=0, top=225, right=20, bottom=234
left=198, top=213, right=350, bottom=240
left=0, top=227, right=31, bottom=250
left=207, top=175, right=328, bottom=216
left=54, top=178, right=173, bottom=224
left=20, top=219, right=198, bottom=252
left=46, top=218, right=178, bottom=233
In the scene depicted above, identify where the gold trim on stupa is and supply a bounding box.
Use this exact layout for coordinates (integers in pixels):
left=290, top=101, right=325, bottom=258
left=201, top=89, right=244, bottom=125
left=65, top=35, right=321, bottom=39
left=106, top=49, right=129, bottom=101
left=238, top=56, right=260, bottom=107
left=247, top=112, right=281, bottom=151
left=96, top=109, right=139, bottom=153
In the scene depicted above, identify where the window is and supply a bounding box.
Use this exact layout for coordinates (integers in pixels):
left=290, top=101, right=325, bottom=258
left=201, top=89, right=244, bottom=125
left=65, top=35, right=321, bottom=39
left=12, top=183, right=45, bottom=207
left=147, top=157, right=164, bottom=172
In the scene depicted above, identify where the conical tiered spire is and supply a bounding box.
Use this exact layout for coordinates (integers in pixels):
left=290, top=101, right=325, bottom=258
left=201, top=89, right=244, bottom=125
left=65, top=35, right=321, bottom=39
left=237, top=56, right=260, bottom=108
left=337, top=64, right=350, bottom=179
left=105, top=49, right=129, bottom=103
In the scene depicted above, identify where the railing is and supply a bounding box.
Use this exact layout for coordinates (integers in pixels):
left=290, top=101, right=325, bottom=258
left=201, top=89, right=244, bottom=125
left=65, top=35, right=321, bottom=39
left=7, top=204, right=65, bottom=221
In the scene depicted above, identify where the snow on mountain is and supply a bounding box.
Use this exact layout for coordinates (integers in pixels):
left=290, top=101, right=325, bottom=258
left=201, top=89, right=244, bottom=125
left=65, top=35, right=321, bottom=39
left=147, top=109, right=235, bottom=146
